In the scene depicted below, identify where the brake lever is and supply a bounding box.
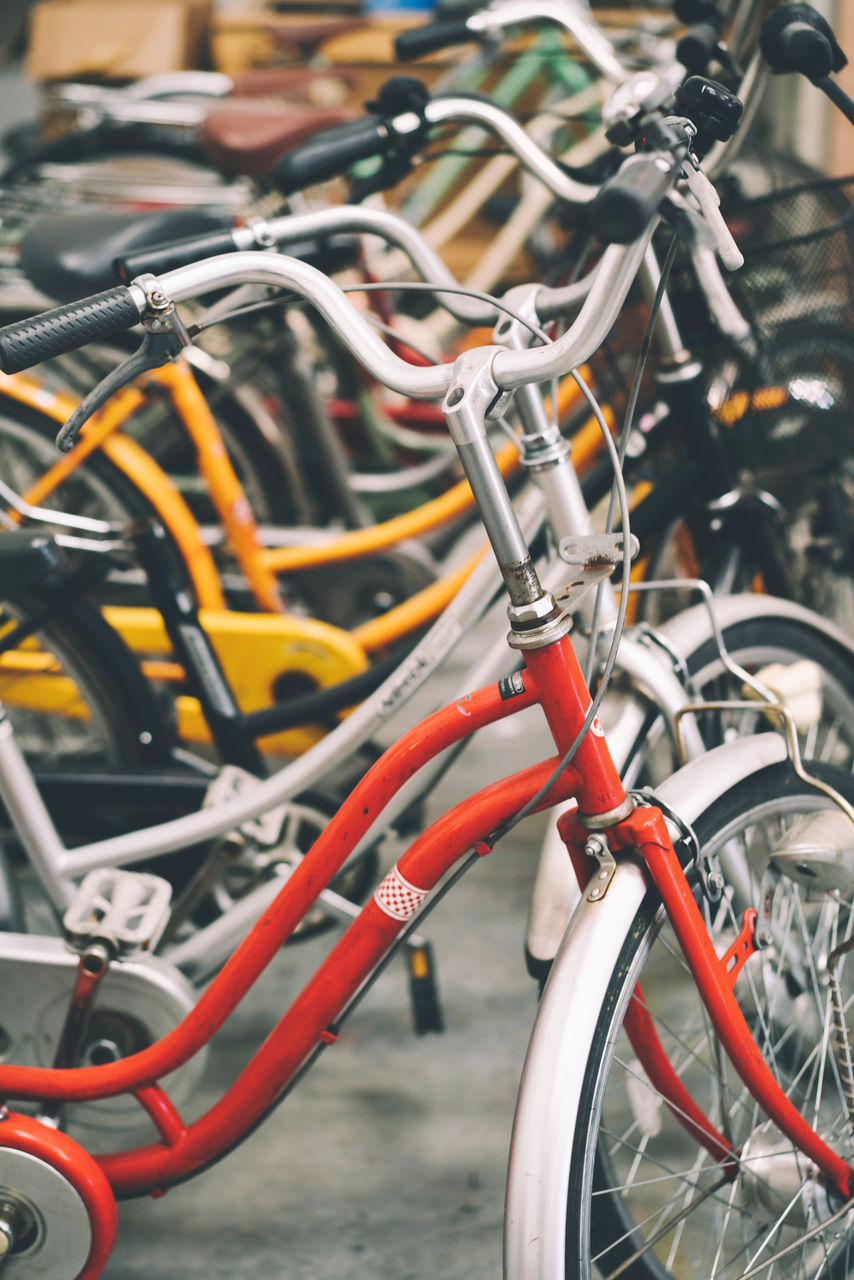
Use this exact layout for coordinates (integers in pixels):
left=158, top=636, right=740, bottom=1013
left=55, top=276, right=191, bottom=453
left=55, top=328, right=183, bottom=453
left=680, top=159, right=744, bottom=270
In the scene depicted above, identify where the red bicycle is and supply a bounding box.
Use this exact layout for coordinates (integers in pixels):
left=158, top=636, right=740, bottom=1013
left=0, top=139, right=852, bottom=1280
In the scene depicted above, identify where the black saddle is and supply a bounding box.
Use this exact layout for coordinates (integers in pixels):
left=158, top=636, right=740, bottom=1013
left=19, top=208, right=234, bottom=304
left=20, top=207, right=360, bottom=305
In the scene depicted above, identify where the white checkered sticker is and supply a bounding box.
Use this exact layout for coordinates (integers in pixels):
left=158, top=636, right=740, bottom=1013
left=374, top=864, right=429, bottom=922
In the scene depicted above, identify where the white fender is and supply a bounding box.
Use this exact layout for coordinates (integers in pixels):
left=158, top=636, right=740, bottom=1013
left=657, top=592, right=854, bottom=663
left=505, top=732, right=788, bottom=1280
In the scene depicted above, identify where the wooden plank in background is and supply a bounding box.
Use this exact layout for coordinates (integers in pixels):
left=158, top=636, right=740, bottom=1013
left=829, top=0, right=854, bottom=174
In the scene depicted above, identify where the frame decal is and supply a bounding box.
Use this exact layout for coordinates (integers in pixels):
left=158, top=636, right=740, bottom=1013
left=498, top=671, right=526, bottom=700
left=374, top=865, right=429, bottom=921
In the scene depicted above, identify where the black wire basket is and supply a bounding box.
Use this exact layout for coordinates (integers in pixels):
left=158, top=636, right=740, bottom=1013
left=657, top=176, right=854, bottom=623
left=665, top=175, right=854, bottom=480
left=723, top=174, right=854, bottom=334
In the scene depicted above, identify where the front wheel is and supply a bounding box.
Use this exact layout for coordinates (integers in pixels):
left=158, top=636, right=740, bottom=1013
left=507, top=744, right=854, bottom=1280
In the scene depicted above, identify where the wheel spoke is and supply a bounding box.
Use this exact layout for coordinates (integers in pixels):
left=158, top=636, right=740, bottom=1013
left=570, top=775, right=854, bottom=1280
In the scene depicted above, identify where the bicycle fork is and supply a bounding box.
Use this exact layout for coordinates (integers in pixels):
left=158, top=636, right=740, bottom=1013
left=558, top=800, right=854, bottom=1202
left=440, top=347, right=854, bottom=1204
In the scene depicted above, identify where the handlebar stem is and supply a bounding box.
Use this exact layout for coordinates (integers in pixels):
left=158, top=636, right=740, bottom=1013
left=443, top=348, right=545, bottom=608
left=490, top=283, right=619, bottom=625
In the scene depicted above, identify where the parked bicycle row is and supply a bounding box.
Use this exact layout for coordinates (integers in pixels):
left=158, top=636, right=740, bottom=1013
left=0, top=1, right=853, bottom=1276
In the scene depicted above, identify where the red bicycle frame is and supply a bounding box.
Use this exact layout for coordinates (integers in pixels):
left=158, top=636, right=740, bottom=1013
left=0, top=626, right=851, bottom=1245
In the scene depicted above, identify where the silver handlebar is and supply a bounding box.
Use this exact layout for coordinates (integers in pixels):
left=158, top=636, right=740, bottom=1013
left=153, top=227, right=653, bottom=401
left=466, top=0, right=628, bottom=83
left=373, top=95, right=604, bottom=208
left=248, top=206, right=501, bottom=327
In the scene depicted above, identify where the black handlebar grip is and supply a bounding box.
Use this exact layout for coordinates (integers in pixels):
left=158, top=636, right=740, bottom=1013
left=590, top=154, right=676, bottom=245
left=116, top=228, right=240, bottom=283
left=760, top=4, right=847, bottom=83
left=778, top=23, right=837, bottom=81
left=394, top=18, right=475, bottom=61
left=273, top=115, right=387, bottom=195
left=677, top=22, right=722, bottom=73
left=0, top=287, right=141, bottom=373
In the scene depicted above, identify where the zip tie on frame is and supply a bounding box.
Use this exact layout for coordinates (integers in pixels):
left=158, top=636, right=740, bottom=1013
left=374, top=863, right=430, bottom=922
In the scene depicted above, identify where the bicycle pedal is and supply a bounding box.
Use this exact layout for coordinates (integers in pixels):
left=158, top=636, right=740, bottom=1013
left=63, top=868, right=173, bottom=956
left=203, top=764, right=288, bottom=848
left=406, top=940, right=444, bottom=1035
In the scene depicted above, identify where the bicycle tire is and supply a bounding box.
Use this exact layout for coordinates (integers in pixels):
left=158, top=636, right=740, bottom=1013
left=556, top=760, right=854, bottom=1280
left=0, top=586, right=172, bottom=776
left=0, top=395, right=141, bottom=527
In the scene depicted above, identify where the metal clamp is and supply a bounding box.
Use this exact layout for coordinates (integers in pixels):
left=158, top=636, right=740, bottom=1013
left=632, top=787, right=723, bottom=902
left=555, top=531, right=640, bottom=614
left=134, top=273, right=193, bottom=345
left=583, top=832, right=617, bottom=902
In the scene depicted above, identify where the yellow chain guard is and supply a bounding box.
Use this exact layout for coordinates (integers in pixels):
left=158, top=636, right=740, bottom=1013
left=0, top=608, right=369, bottom=758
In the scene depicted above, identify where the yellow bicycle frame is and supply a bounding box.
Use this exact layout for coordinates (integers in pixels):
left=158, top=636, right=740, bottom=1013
left=0, top=361, right=604, bottom=753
